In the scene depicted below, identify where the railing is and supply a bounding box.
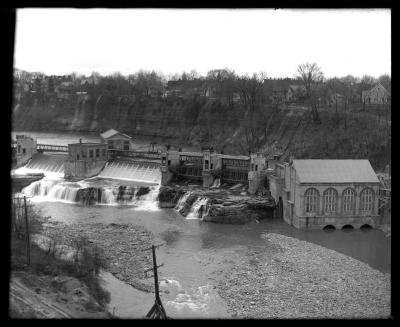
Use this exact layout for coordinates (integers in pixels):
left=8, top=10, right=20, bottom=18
left=37, top=144, right=69, bottom=153
left=108, top=149, right=161, bottom=160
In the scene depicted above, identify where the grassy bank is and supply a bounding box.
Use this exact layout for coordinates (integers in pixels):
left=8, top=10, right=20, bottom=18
left=10, top=212, right=112, bottom=317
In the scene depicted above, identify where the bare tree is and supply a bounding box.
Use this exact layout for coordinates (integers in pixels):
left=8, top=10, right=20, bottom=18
left=296, top=63, right=324, bottom=123
left=236, top=72, right=267, bottom=154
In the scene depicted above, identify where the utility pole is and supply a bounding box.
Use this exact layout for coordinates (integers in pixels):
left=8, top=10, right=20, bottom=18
left=24, top=196, right=30, bottom=265
left=143, top=243, right=168, bottom=319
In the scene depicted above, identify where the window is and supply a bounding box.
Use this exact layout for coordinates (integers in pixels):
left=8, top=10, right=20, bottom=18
left=82, top=151, right=87, bottom=158
left=360, top=188, right=374, bottom=212
left=96, top=149, right=100, bottom=158
left=205, top=159, right=209, bottom=169
left=89, top=149, right=93, bottom=158
left=323, top=188, right=337, bottom=213
left=342, top=188, right=355, bottom=213
left=22, top=148, right=26, bottom=154
left=168, top=160, right=171, bottom=166
left=102, top=149, right=106, bottom=157
left=77, top=154, right=80, bottom=160
left=124, top=140, right=130, bottom=150
left=108, top=140, right=114, bottom=149
left=18, top=145, right=21, bottom=153
left=305, top=188, right=319, bottom=213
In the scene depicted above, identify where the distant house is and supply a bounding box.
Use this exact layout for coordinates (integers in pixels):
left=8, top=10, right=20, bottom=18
left=286, top=85, right=307, bottom=102
left=362, top=83, right=390, bottom=104
left=100, top=129, right=133, bottom=151
left=55, top=81, right=75, bottom=100
left=269, top=159, right=381, bottom=230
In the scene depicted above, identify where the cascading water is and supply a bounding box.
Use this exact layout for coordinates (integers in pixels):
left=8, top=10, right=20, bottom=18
left=21, top=177, right=159, bottom=208
left=186, top=197, right=210, bottom=220
left=210, top=178, right=221, bottom=188
left=98, top=161, right=161, bottom=184
left=175, top=191, right=193, bottom=212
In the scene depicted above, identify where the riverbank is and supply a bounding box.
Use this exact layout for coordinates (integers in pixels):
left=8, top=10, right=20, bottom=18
left=40, top=221, right=155, bottom=293
left=216, top=233, right=391, bottom=318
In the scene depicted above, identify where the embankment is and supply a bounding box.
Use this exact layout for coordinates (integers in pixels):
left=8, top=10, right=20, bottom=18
left=13, top=95, right=390, bottom=170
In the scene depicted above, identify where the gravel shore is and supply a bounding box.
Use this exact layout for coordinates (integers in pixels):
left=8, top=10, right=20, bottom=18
left=42, top=222, right=155, bottom=292
left=217, top=233, right=391, bottom=319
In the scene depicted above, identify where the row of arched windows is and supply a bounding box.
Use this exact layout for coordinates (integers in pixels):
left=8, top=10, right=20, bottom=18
left=304, top=187, right=374, bottom=214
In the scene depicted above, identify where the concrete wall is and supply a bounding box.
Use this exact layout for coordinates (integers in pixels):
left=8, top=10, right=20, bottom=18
left=64, top=159, right=106, bottom=179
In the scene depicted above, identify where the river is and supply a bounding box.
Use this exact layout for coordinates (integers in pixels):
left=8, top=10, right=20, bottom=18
left=12, top=131, right=391, bottom=318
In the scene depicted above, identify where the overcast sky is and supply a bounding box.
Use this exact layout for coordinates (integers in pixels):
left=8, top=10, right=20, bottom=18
left=14, top=8, right=391, bottom=79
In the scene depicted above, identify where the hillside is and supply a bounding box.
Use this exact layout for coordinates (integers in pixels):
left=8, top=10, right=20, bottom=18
left=12, top=95, right=391, bottom=171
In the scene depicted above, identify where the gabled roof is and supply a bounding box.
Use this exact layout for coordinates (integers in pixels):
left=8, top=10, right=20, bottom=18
left=292, top=159, right=380, bottom=184
left=100, top=129, right=132, bottom=140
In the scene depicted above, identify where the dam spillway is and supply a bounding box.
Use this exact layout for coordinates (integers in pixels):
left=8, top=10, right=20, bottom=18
left=18, top=153, right=67, bottom=175
left=98, top=160, right=161, bottom=184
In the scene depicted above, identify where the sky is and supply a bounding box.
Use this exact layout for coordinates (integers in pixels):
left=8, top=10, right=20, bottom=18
left=14, top=8, right=391, bottom=79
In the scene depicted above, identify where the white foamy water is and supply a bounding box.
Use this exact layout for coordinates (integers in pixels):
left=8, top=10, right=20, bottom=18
left=186, top=197, right=210, bottom=220
left=98, top=161, right=161, bottom=184
left=133, top=185, right=160, bottom=212
left=175, top=191, right=193, bottom=212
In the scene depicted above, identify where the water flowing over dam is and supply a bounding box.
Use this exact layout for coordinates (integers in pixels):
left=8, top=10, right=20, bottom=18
left=98, top=160, right=161, bottom=184
left=23, top=153, right=67, bottom=174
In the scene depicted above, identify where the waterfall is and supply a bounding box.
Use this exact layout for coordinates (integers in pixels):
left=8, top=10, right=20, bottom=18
left=100, top=187, right=117, bottom=205
left=98, top=161, right=161, bottom=184
left=175, top=191, right=193, bottom=212
left=210, top=178, right=221, bottom=188
left=133, top=185, right=160, bottom=211
left=186, top=197, right=210, bottom=220
left=22, top=179, right=80, bottom=203
left=22, top=177, right=160, bottom=208
left=15, top=153, right=66, bottom=178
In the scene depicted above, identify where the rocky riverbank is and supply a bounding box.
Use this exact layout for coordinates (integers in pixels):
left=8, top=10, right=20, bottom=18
left=216, top=233, right=391, bottom=318
left=158, top=185, right=275, bottom=224
left=41, top=221, right=155, bottom=293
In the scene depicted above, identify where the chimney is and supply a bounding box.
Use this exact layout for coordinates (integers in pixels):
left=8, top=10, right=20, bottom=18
left=79, top=138, right=82, bottom=144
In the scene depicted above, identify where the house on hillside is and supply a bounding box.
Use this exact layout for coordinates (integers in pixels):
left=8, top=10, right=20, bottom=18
left=100, top=129, right=133, bottom=151
left=286, top=84, right=306, bottom=103
left=269, top=159, right=381, bottom=230
left=362, top=83, right=390, bottom=104
left=55, top=81, right=75, bottom=101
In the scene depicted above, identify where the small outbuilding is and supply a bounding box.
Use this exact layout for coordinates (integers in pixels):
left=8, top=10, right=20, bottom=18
left=100, top=129, right=133, bottom=151
left=269, top=159, right=381, bottom=229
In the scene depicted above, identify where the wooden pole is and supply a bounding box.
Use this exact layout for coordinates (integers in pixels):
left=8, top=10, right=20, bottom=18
left=152, top=245, right=160, bottom=302
left=24, top=196, right=30, bottom=265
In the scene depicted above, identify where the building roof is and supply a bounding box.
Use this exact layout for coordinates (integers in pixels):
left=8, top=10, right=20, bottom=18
left=292, top=159, right=380, bottom=184
left=69, top=142, right=107, bottom=146
left=100, top=129, right=132, bottom=140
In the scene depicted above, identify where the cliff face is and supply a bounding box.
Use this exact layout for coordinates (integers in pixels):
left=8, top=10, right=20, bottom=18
left=12, top=95, right=390, bottom=170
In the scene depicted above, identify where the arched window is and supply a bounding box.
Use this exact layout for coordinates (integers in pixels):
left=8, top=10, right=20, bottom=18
left=305, top=188, right=319, bottom=213
left=360, top=188, right=374, bottom=212
left=323, top=188, right=337, bottom=213
left=342, top=188, right=355, bottom=213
